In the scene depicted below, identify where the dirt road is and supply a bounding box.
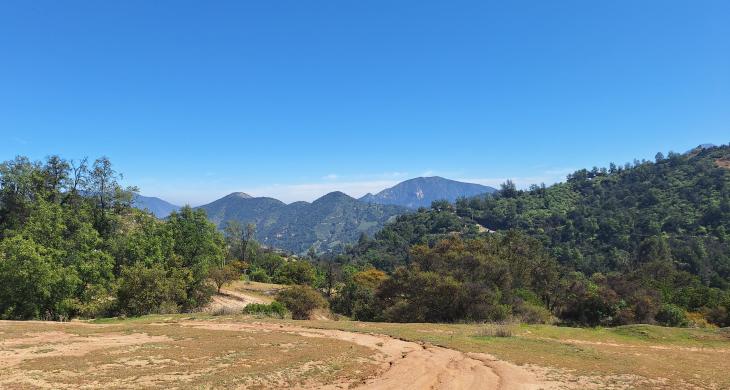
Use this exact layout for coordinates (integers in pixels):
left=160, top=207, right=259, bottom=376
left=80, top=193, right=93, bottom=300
left=183, top=321, right=557, bottom=389
left=202, top=287, right=271, bottom=314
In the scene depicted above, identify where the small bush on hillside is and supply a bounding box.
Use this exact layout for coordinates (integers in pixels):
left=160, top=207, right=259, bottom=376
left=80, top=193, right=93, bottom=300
left=249, top=268, right=272, bottom=283
left=706, top=306, right=729, bottom=327
left=514, top=302, right=553, bottom=324
left=243, top=302, right=288, bottom=318
left=686, top=312, right=714, bottom=328
left=211, top=306, right=239, bottom=316
left=275, top=285, right=328, bottom=320
left=655, top=304, right=688, bottom=327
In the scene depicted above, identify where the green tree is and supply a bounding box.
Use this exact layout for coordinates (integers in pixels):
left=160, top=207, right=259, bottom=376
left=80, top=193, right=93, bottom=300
left=167, top=206, right=224, bottom=309
left=273, top=260, right=317, bottom=285
left=209, top=264, right=239, bottom=293
left=0, top=236, right=79, bottom=320
left=116, top=263, right=189, bottom=316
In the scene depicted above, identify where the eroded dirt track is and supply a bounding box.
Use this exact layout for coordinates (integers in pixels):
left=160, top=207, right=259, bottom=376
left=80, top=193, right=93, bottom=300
left=182, top=321, right=556, bottom=389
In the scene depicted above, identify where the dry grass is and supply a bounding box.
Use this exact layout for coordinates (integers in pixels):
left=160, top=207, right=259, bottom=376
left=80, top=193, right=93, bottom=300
left=0, top=317, right=380, bottom=389
left=3, top=314, right=730, bottom=389
left=474, top=324, right=513, bottom=338
left=227, top=280, right=286, bottom=301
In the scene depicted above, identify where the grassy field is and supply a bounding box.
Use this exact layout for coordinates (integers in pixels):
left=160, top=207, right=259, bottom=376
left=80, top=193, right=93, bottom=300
left=2, top=313, right=729, bottom=389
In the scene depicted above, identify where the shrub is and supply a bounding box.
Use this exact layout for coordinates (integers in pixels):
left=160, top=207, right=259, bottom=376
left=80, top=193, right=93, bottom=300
left=116, top=263, right=189, bottom=316
left=655, top=304, right=688, bottom=327
left=514, top=302, right=553, bottom=324
left=242, top=302, right=288, bottom=318
left=211, top=306, right=240, bottom=316
left=275, top=285, right=328, bottom=320
left=686, top=312, right=713, bottom=328
left=249, top=268, right=272, bottom=283
left=273, top=261, right=316, bottom=286
left=707, top=305, right=730, bottom=327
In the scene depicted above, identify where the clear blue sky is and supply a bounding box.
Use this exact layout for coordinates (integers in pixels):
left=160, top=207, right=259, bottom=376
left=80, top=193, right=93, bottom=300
left=1, top=1, right=728, bottom=205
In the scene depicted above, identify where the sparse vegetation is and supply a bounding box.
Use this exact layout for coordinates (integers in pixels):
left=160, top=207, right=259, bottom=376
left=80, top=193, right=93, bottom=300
left=474, top=324, right=513, bottom=338
left=242, top=302, right=288, bottom=318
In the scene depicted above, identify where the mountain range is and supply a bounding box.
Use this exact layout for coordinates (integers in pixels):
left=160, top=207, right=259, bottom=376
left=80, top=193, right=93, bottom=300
left=360, top=176, right=496, bottom=209
left=134, top=176, right=496, bottom=253
left=197, top=191, right=405, bottom=254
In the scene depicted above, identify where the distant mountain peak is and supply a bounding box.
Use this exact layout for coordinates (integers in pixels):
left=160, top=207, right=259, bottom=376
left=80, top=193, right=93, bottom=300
left=360, top=176, right=496, bottom=209
left=317, top=191, right=354, bottom=201
left=225, top=192, right=253, bottom=199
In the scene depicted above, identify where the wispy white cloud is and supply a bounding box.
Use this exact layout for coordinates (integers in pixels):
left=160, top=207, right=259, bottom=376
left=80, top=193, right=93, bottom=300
left=322, top=173, right=339, bottom=180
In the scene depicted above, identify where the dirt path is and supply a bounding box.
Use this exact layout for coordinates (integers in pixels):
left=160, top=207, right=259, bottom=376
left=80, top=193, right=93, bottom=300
left=182, top=321, right=558, bottom=389
left=202, top=288, right=270, bottom=314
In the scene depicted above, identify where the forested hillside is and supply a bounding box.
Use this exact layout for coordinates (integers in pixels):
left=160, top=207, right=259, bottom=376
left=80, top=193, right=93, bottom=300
left=327, top=145, right=730, bottom=327
left=0, top=156, right=225, bottom=320
left=198, top=191, right=406, bottom=254
left=458, top=145, right=730, bottom=287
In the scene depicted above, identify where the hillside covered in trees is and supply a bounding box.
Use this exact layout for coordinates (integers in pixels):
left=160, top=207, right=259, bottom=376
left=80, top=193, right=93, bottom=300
left=326, top=145, right=730, bottom=327
left=0, top=155, right=333, bottom=321
left=459, top=145, right=730, bottom=288
left=0, top=156, right=226, bottom=320
left=4, top=145, right=730, bottom=329
left=197, top=191, right=406, bottom=254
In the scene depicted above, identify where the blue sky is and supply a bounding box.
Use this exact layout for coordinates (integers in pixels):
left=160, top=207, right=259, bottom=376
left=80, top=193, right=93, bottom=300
left=1, top=1, right=728, bottom=205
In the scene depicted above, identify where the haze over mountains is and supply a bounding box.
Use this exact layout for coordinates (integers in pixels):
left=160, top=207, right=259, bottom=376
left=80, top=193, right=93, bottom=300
left=132, top=194, right=180, bottom=219
left=133, top=177, right=495, bottom=253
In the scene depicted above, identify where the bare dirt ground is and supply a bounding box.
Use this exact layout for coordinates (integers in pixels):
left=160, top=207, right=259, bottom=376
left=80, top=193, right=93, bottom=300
left=202, top=288, right=271, bottom=314
left=0, top=317, right=560, bottom=390
left=181, top=320, right=558, bottom=390
left=303, top=321, right=730, bottom=389
left=3, top=309, right=728, bottom=389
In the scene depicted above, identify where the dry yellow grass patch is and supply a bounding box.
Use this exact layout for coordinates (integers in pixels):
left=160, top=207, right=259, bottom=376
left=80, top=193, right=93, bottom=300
left=0, top=318, right=380, bottom=389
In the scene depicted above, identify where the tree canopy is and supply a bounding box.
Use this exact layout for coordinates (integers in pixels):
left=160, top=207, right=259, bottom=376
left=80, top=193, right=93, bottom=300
left=0, top=155, right=225, bottom=319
